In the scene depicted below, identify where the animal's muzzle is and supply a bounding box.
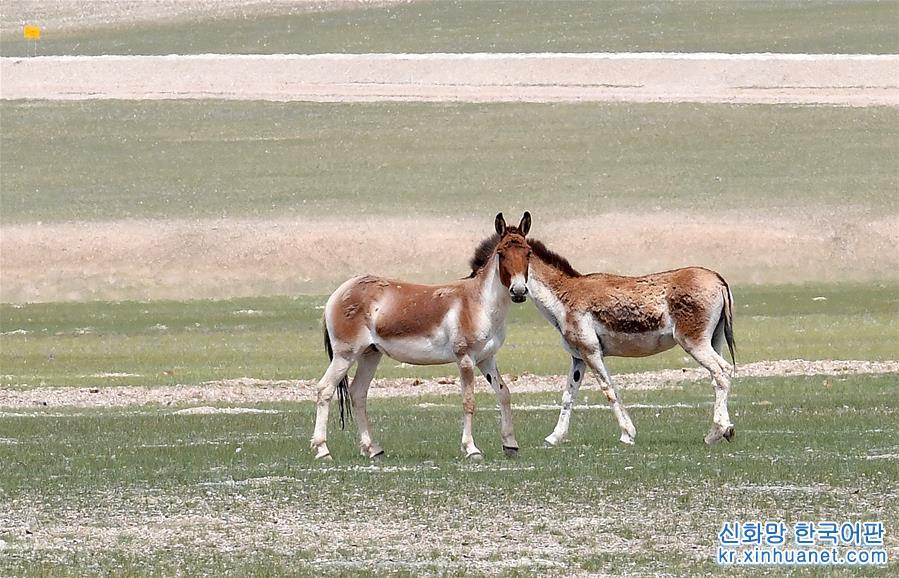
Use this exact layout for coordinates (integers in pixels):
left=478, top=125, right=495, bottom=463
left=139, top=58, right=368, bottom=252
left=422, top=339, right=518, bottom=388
left=510, top=284, right=528, bottom=303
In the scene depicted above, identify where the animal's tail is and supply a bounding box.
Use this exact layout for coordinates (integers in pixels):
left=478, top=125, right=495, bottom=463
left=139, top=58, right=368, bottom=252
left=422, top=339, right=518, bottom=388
left=322, top=318, right=351, bottom=429
left=718, top=277, right=736, bottom=375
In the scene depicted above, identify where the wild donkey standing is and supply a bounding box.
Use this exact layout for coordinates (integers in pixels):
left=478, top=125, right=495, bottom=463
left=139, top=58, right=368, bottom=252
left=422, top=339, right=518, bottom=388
left=525, top=239, right=736, bottom=446
left=313, top=212, right=533, bottom=460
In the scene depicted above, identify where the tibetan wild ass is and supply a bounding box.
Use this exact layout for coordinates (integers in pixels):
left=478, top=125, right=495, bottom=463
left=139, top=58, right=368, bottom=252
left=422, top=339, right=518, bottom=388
left=313, top=212, right=533, bottom=460
left=525, top=240, right=736, bottom=446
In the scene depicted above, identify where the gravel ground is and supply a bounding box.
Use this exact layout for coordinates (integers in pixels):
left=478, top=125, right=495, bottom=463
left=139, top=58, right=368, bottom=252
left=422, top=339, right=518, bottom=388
left=1, top=359, right=896, bottom=409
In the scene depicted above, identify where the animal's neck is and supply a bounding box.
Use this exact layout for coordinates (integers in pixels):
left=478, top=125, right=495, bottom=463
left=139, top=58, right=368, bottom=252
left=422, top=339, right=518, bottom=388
left=527, top=258, right=571, bottom=330
left=475, top=253, right=510, bottom=322
left=530, top=258, right=571, bottom=293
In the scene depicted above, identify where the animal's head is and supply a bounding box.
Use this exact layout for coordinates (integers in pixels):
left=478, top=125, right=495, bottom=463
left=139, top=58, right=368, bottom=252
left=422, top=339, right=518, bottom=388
left=493, top=211, right=532, bottom=303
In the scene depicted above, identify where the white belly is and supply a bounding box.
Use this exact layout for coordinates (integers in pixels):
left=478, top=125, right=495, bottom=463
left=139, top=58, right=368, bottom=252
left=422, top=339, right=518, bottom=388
left=374, top=334, right=458, bottom=365
left=596, top=325, right=677, bottom=357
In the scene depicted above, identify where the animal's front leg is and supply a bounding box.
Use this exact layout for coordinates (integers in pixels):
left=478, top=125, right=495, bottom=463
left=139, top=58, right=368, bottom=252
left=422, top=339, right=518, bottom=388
left=477, top=356, right=518, bottom=457
left=458, top=355, right=483, bottom=460
left=545, top=356, right=586, bottom=447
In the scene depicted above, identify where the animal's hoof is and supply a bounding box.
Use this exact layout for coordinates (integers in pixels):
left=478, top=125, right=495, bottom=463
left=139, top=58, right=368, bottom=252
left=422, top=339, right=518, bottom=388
left=502, top=445, right=519, bottom=458
left=619, top=433, right=635, bottom=446
left=315, top=452, right=333, bottom=461
left=544, top=435, right=560, bottom=447
left=704, top=426, right=727, bottom=445
left=370, top=449, right=385, bottom=460
left=361, top=445, right=385, bottom=459
left=467, top=451, right=484, bottom=462
left=723, top=426, right=735, bottom=442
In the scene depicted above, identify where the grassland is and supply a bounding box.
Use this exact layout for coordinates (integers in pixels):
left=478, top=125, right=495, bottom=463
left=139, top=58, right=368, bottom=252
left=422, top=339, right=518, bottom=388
left=2, top=0, right=897, bottom=57
left=1, top=100, right=896, bottom=223
left=1, top=1, right=896, bottom=575
left=1, top=283, right=896, bottom=388
left=0, top=374, right=896, bottom=576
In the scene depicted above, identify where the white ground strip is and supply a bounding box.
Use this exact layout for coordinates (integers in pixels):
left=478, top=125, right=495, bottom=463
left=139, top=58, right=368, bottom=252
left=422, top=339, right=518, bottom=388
left=2, top=52, right=897, bottom=105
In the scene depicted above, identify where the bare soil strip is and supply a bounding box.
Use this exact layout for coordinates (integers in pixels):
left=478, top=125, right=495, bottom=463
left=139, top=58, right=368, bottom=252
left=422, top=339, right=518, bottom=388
left=2, top=213, right=896, bottom=303
left=2, top=53, right=897, bottom=105
left=1, top=359, right=895, bottom=409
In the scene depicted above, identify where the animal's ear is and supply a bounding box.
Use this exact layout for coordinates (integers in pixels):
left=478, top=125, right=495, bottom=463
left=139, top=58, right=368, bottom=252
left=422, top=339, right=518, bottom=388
left=518, top=211, right=531, bottom=236
left=494, top=212, right=506, bottom=236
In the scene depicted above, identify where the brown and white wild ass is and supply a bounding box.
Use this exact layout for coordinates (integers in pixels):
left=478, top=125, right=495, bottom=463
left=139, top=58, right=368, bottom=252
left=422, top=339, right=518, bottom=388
left=525, top=240, right=736, bottom=446
left=312, top=212, right=533, bottom=460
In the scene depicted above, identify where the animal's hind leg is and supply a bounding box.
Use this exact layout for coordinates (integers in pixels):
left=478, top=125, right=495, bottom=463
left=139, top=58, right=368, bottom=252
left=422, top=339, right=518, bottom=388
left=311, top=354, right=354, bottom=460
left=582, top=351, right=637, bottom=445
left=711, top=315, right=734, bottom=375
left=350, top=349, right=384, bottom=459
left=544, top=356, right=586, bottom=447
left=683, top=340, right=734, bottom=444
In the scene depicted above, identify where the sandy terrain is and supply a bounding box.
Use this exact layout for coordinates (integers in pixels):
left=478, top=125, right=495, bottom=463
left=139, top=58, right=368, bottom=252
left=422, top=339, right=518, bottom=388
left=1, top=211, right=896, bottom=302
left=2, top=53, right=898, bottom=105
left=1, top=359, right=896, bottom=409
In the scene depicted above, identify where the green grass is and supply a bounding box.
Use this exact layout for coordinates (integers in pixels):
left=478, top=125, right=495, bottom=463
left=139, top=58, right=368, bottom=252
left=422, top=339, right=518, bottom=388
left=2, top=0, right=896, bottom=56
left=1, top=100, right=896, bottom=223
left=0, top=375, right=896, bottom=575
left=1, top=283, right=896, bottom=388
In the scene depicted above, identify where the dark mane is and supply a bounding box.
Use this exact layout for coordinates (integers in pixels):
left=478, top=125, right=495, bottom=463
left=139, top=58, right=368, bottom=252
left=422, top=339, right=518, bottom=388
left=529, top=238, right=581, bottom=277
left=468, top=235, right=581, bottom=278
left=467, top=234, right=501, bottom=277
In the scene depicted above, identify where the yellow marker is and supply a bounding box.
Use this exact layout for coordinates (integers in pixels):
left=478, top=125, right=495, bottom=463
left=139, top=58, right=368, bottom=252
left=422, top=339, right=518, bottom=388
left=23, top=25, right=41, bottom=40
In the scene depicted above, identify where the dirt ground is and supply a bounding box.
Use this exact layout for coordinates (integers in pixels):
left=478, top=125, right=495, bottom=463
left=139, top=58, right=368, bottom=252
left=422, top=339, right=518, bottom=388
left=1, top=359, right=896, bottom=409
left=2, top=211, right=896, bottom=302
left=3, top=53, right=898, bottom=105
